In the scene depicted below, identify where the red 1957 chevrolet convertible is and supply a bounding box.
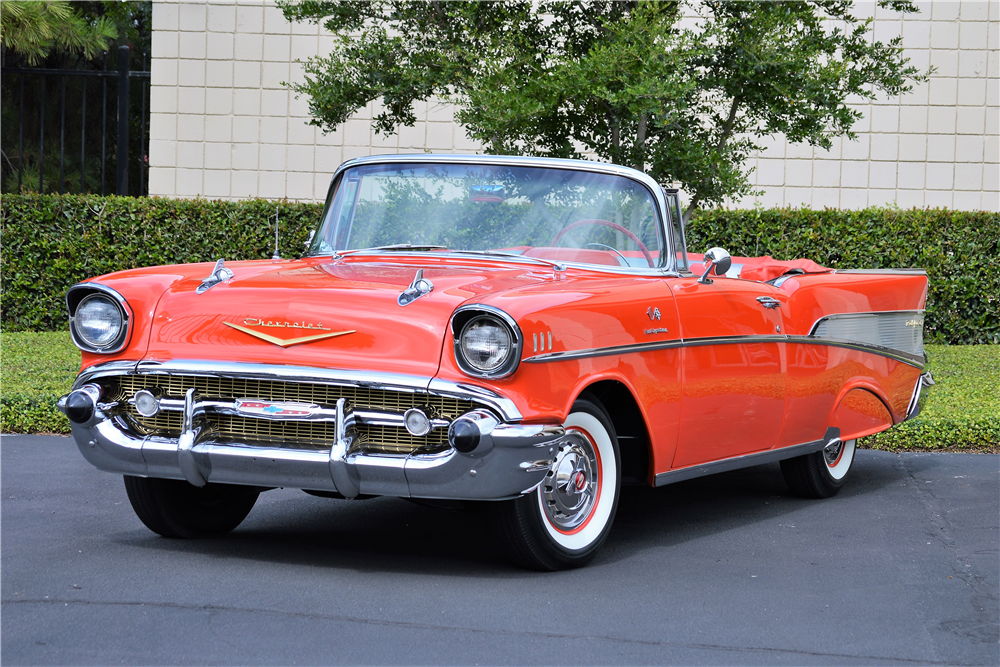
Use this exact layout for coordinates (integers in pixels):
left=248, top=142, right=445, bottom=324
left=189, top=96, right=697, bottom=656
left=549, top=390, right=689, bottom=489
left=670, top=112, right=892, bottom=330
left=59, top=154, right=932, bottom=570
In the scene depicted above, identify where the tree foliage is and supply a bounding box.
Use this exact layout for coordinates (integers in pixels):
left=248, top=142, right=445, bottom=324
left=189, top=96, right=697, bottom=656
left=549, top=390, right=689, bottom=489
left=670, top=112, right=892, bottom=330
left=279, top=0, right=927, bottom=218
left=0, top=0, right=117, bottom=65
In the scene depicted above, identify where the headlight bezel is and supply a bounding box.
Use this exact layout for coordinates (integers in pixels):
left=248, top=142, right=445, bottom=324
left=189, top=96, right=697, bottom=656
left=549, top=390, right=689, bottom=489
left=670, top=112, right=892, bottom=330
left=450, top=304, right=523, bottom=379
left=67, top=283, right=132, bottom=354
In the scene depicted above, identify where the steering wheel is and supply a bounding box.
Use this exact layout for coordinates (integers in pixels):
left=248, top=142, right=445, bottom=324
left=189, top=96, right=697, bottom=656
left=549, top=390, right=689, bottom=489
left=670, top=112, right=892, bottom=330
left=552, top=219, right=655, bottom=268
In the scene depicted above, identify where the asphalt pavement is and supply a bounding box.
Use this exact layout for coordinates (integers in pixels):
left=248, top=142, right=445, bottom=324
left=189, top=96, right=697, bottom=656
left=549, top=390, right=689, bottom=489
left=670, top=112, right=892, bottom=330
left=2, top=434, right=997, bottom=666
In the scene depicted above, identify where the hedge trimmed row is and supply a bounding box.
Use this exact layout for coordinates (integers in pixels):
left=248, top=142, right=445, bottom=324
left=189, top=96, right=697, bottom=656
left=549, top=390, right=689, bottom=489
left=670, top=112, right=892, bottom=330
left=1, top=195, right=321, bottom=332
left=2, top=194, right=998, bottom=343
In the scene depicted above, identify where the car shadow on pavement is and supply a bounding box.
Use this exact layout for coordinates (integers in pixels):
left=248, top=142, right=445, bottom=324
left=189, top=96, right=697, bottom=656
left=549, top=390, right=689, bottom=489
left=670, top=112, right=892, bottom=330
left=113, top=452, right=907, bottom=576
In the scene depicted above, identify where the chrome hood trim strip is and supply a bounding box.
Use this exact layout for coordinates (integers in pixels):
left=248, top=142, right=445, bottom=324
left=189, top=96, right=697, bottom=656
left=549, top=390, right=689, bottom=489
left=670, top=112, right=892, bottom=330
left=73, top=359, right=523, bottom=422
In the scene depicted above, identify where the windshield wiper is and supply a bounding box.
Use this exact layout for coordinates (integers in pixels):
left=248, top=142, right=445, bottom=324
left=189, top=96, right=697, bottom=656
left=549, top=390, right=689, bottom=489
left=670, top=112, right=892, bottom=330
left=447, top=250, right=566, bottom=272
left=333, top=244, right=448, bottom=258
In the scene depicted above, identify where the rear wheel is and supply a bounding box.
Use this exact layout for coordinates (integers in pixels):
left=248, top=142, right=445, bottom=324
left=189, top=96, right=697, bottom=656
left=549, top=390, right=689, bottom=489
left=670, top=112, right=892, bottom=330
left=780, top=439, right=856, bottom=499
left=124, top=476, right=259, bottom=538
left=493, top=398, right=620, bottom=570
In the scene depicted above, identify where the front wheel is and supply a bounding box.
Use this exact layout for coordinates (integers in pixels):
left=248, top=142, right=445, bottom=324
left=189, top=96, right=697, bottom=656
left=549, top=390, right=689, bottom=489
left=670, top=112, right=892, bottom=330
left=493, top=398, right=620, bottom=570
left=780, top=439, right=856, bottom=499
left=124, top=476, right=259, bottom=538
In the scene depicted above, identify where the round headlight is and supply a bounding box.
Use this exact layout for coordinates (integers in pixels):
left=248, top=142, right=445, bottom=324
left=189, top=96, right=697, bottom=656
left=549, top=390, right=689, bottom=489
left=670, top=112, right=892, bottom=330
left=460, top=316, right=513, bottom=373
left=75, top=294, right=124, bottom=349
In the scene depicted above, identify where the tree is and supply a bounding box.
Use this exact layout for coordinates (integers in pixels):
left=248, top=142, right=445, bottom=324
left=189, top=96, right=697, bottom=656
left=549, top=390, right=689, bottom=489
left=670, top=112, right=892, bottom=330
left=0, top=1, right=117, bottom=66
left=279, top=0, right=927, bottom=220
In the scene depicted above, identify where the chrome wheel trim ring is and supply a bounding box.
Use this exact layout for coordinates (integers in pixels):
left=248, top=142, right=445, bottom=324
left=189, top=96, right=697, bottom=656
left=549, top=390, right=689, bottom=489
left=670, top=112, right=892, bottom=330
left=823, top=440, right=844, bottom=467
left=825, top=439, right=856, bottom=481
left=536, top=410, right=617, bottom=551
left=540, top=432, right=598, bottom=531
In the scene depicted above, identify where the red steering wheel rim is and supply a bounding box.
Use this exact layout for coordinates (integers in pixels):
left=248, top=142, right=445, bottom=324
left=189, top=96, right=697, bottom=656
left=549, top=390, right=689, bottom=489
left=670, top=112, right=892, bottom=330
left=551, top=219, right=655, bottom=268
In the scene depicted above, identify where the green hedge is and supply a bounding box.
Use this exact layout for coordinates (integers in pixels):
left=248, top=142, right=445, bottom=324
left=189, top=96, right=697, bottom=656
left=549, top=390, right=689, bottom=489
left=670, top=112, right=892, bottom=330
left=2, top=194, right=998, bottom=343
left=1, top=195, right=322, bottom=332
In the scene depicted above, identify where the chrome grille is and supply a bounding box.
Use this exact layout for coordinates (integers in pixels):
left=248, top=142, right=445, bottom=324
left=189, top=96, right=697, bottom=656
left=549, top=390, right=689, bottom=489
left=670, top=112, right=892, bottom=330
left=107, top=374, right=475, bottom=454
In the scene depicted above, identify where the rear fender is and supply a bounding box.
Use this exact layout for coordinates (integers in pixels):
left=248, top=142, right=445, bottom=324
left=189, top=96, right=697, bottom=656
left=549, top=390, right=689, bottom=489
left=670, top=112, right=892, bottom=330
left=829, top=386, right=894, bottom=441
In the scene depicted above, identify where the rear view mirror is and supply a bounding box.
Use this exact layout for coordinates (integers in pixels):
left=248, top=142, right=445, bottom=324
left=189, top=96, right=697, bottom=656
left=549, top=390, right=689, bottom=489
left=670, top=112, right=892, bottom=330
left=698, top=247, right=732, bottom=284
left=470, top=184, right=504, bottom=203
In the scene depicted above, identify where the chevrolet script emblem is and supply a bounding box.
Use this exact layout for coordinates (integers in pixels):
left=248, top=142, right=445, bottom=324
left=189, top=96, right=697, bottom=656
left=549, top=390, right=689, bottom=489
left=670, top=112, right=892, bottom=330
left=223, top=318, right=355, bottom=347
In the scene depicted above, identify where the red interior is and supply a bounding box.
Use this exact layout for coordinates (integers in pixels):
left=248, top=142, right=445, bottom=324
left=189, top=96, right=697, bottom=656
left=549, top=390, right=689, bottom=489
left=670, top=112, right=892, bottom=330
left=687, top=253, right=831, bottom=282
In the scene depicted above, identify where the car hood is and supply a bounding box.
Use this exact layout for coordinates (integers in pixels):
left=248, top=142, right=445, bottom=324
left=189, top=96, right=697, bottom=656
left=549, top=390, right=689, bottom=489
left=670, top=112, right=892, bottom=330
left=142, top=257, right=554, bottom=377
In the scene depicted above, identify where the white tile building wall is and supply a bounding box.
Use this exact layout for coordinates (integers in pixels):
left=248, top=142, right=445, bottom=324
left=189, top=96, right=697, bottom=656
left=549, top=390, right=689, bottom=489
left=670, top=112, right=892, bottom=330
left=148, top=0, right=999, bottom=211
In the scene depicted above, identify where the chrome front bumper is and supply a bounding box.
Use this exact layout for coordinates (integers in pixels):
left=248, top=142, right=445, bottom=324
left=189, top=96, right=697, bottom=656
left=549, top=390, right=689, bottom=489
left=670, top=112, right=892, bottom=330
left=59, top=361, right=563, bottom=501
left=62, top=406, right=562, bottom=500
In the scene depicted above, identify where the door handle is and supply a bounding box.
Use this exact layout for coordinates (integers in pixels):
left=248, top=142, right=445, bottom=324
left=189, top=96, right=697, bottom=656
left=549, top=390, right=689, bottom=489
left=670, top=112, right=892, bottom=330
left=756, top=296, right=782, bottom=309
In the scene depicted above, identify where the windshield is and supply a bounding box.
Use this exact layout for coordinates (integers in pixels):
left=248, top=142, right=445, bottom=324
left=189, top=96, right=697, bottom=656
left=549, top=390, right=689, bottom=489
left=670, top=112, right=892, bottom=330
left=308, top=163, right=664, bottom=269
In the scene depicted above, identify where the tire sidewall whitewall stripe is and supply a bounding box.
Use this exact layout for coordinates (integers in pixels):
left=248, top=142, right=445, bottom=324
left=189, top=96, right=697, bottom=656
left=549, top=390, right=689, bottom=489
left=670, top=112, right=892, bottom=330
left=537, top=411, right=617, bottom=552
left=826, top=439, right=856, bottom=481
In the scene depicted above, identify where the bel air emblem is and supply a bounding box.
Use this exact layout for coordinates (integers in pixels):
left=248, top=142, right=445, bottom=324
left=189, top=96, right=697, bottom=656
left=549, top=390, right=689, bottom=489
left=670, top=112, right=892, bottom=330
left=236, top=400, right=318, bottom=417
left=224, top=318, right=356, bottom=347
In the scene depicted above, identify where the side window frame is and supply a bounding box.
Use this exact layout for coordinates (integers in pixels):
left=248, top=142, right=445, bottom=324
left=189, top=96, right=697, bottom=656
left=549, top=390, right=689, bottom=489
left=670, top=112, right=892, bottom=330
left=662, top=188, right=690, bottom=272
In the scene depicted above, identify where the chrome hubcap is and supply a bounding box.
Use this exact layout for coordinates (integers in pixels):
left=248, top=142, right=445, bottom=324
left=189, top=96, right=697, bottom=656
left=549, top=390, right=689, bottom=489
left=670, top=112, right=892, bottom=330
left=823, top=439, right=844, bottom=466
left=541, top=432, right=598, bottom=531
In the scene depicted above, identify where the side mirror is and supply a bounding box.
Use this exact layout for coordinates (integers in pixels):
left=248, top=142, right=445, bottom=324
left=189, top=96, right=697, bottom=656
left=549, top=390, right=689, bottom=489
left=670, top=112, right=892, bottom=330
left=697, top=247, right=732, bottom=284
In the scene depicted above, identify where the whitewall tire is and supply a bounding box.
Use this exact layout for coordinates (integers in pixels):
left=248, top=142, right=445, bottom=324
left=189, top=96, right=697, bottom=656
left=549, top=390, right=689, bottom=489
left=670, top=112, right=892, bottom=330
left=493, top=397, right=620, bottom=570
left=780, top=438, right=857, bottom=499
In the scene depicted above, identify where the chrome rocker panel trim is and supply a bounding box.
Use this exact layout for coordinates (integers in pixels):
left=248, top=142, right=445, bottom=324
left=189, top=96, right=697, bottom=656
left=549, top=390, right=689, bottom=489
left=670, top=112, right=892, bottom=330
left=73, top=359, right=524, bottom=422
left=655, top=428, right=840, bottom=487
left=63, top=407, right=564, bottom=501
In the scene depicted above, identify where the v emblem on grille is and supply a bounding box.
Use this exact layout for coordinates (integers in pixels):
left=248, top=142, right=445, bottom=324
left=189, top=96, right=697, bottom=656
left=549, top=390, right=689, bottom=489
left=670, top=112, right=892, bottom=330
left=223, top=322, right=356, bottom=348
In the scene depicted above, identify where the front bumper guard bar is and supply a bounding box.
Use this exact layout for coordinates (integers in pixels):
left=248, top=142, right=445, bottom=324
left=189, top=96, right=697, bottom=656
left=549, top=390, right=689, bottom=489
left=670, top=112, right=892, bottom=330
left=60, top=388, right=563, bottom=501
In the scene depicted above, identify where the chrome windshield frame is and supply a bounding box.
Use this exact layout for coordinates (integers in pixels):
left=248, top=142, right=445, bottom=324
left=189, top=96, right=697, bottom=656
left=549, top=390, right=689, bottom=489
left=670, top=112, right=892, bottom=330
left=307, top=154, right=680, bottom=276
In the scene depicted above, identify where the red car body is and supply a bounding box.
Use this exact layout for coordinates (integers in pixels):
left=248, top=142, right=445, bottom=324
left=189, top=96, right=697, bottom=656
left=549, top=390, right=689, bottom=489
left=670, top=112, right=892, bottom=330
left=60, top=155, right=931, bottom=569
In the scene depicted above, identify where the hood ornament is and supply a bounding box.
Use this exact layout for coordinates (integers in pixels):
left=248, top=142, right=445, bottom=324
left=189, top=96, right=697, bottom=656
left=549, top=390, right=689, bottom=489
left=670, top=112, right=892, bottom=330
left=397, top=269, right=434, bottom=306
left=196, top=259, right=234, bottom=294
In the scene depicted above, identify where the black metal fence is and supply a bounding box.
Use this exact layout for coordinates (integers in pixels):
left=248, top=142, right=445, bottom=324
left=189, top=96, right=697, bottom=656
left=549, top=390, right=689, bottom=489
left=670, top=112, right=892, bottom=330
left=2, top=45, right=150, bottom=196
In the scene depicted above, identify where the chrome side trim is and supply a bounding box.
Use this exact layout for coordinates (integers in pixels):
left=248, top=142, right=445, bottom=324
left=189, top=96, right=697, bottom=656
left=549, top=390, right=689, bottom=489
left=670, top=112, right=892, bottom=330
left=523, top=333, right=925, bottom=368
left=654, top=428, right=840, bottom=487
left=76, top=359, right=524, bottom=422
left=784, top=335, right=925, bottom=367
left=524, top=338, right=685, bottom=363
